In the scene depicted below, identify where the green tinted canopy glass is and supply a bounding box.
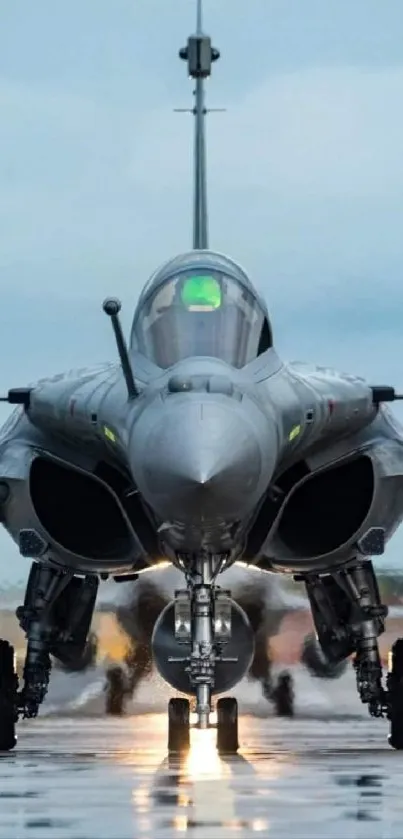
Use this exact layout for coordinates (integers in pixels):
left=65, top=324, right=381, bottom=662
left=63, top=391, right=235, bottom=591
left=181, top=275, right=222, bottom=310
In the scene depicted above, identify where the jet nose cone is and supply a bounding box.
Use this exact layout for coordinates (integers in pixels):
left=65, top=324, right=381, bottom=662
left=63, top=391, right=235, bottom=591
left=160, top=416, right=256, bottom=503
left=131, top=400, right=270, bottom=523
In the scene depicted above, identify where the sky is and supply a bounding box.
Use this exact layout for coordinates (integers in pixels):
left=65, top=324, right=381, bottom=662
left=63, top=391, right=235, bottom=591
left=1, top=0, right=403, bottom=588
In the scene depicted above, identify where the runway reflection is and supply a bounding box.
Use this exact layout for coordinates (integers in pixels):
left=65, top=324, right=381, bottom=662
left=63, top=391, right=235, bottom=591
left=148, top=727, right=270, bottom=834
left=1, top=714, right=400, bottom=838
left=334, top=771, right=384, bottom=822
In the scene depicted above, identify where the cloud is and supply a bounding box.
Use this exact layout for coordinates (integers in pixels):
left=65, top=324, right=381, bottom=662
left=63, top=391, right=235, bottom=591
left=130, top=65, right=403, bottom=197
left=125, top=64, right=403, bottom=310
left=2, top=65, right=403, bottom=311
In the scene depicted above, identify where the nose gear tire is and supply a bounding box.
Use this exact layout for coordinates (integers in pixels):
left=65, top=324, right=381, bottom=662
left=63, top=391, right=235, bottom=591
left=168, top=697, right=190, bottom=754
left=216, top=696, right=239, bottom=754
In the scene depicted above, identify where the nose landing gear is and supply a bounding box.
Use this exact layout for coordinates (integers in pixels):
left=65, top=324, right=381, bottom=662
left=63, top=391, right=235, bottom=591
left=154, top=552, right=252, bottom=755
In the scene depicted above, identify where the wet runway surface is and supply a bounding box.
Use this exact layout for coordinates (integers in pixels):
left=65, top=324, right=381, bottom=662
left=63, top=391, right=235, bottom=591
left=1, top=707, right=402, bottom=839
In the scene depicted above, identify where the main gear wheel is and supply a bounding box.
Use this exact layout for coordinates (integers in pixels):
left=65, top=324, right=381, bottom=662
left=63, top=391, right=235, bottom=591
left=0, top=640, right=18, bottom=752
left=387, top=639, right=403, bottom=750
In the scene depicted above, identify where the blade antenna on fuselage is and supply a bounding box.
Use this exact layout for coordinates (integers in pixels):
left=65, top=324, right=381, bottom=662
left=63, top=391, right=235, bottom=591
left=177, top=0, right=222, bottom=250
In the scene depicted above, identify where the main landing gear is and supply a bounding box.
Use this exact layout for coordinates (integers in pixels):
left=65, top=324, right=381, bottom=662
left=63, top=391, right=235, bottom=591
left=302, top=558, right=403, bottom=749
left=249, top=631, right=294, bottom=717
left=0, top=562, right=98, bottom=751
left=151, top=553, right=254, bottom=755
left=387, top=639, right=403, bottom=749
left=104, top=641, right=153, bottom=715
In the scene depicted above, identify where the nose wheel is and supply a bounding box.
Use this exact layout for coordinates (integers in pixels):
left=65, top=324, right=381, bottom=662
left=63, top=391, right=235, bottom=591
left=168, top=697, right=190, bottom=754
left=216, top=696, right=239, bottom=754
left=167, top=696, right=239, bottom=755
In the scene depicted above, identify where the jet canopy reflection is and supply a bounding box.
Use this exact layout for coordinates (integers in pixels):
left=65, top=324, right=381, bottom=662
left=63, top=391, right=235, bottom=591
left=130, top=253, right=272, bottom=369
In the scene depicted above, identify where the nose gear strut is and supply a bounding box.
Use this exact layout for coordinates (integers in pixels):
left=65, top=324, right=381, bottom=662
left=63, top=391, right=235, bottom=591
left=170, top=553, right=239, bottom=730
left=154, top=551, right=254, bottom=751
left=188, top=556, right=241, bottom=728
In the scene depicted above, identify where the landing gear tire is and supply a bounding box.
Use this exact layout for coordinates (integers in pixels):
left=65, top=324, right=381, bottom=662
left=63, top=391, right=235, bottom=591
left=168, top=697, right=190, bottom=754
left=0, top=640, right=17, bottom=752
left=273, top=671, right=294, bottom=718
left=105, top=666, right=126, bottom=716
left=54, top=631, right=99, bottom=673
left=216, top=697, right=239, bottom=755
left=388, top=639, right=403, bottom=750
left=301, top=632, right=347, bottom=680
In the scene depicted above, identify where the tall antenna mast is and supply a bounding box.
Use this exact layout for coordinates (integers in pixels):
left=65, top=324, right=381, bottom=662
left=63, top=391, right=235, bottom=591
left=178, top=0, right=221, bottom=250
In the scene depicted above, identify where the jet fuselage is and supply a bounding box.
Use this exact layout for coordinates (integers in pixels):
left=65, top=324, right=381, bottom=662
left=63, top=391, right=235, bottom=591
left=1, top=299, right=402, bottom=579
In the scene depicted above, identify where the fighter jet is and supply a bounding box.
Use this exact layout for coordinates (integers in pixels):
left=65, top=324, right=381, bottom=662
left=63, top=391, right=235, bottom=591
left=1, top=0, right=403, bottom=754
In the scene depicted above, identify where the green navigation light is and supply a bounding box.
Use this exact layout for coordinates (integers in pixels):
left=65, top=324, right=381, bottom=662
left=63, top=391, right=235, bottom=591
left=181, top=275, right=222, bottom=310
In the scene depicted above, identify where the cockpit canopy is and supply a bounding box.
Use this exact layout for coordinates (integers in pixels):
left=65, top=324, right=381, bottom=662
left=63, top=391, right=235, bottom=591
left=130, top=251, right=273, bottom=369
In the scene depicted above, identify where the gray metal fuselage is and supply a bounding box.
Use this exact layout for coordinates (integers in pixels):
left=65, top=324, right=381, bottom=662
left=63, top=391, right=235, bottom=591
left=1, top=308, right=403, bottom=579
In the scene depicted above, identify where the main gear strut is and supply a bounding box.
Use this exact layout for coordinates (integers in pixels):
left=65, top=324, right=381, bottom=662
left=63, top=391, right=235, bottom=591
left=15, top=562, right=99, bottom=719
left=16, top=565, right=71, bottom=717
left=303, top=559, right=389, bottom=720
